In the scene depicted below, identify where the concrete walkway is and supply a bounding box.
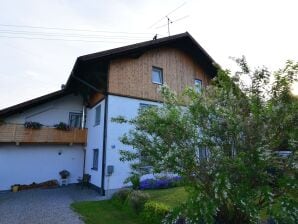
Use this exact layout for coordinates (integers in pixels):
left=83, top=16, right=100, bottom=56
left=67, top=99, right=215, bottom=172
left=0, top=185, right=104, bottom=224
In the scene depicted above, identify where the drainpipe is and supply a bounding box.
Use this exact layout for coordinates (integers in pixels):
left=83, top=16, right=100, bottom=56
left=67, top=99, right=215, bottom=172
left=101, top=63, right=110, bottom=196
left=81, top=105, right=85, bottom=129
left=100, top=96, right=108, bottom=196
left=81, top=104, right=86, bottom=178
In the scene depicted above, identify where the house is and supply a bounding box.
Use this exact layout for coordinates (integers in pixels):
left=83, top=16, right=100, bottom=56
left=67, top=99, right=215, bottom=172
left=0, top=32, right=217, bottom=194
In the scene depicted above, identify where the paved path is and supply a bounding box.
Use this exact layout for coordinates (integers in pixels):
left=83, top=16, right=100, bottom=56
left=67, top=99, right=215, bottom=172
left=0, top=185, right=104, bottom=224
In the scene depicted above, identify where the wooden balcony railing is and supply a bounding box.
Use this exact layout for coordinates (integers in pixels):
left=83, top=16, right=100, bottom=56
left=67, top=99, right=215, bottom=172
left=0, top=124, right=87, bottom=145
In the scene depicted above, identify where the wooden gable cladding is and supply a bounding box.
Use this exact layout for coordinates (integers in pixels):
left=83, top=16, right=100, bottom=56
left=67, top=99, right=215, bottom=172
left=107, top=47, right=211, bottom=101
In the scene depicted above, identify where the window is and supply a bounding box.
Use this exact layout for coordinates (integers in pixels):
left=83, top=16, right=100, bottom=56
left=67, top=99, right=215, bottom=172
left=92, top=149, right=99, bottom=170
left=139, top=103, right=157, bottom=112
left=199, top=148, right=208, bottom=159
left=195, top=79, right=202, bottom=93
left=94, top=105, right=101, bottom=125
left=151, top=67, right=163, bottom=85
left=69, top=113, right=82, bottom=128
left=139, top=103, right=153, bottom=109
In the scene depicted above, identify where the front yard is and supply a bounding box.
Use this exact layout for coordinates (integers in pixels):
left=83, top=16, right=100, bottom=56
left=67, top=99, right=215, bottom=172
left=71, top=187, right=187, bottom=224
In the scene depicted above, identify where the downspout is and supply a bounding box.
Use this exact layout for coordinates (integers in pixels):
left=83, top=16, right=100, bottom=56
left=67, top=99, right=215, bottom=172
left=81, top=105, right=85, bottom=129
left=101, top=63, right=110, bottom=196
left=81, top=103, right=86, bottom=178
left=101, top=96, right=108, bottom=196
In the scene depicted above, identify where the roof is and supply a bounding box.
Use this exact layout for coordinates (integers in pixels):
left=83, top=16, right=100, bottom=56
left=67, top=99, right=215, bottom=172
left=79, top=32, right=216, bottom=63
left=66, top=32, right=218, bottom=87
left=1, top=32, right=218, bottom=118
left=0, top=90, right=68, bottom=118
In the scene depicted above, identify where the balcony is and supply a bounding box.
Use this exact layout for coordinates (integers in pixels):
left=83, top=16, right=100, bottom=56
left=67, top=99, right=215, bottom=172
left=0, top=124, right=87, bottom=145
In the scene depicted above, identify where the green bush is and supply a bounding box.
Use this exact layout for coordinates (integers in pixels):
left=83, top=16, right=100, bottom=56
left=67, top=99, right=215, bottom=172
left=112, top=188, right=131, bottom=204
left=54, top=122, right=70, bottom=131
left=141, top=201, right=170, bottom=224
left=24, top=121, right=42, bottom=129
left=124, top=173, right=140, bottom=190
left=127, top=190, right=150, bottom=214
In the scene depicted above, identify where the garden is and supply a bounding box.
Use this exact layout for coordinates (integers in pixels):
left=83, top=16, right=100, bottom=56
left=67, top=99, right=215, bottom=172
left=72, top=177, right=187, bottom=224
left=74, top=59, right=297, bottom=223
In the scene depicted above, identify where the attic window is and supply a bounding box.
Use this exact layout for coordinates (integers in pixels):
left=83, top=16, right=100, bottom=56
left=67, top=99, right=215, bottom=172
left=151, top=67, right=163, bottom=85
left=195, top=79, right=202, bottom=93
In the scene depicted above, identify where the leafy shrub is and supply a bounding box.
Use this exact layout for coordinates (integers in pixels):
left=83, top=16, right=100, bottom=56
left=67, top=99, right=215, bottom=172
left=141, top=201, right=170, bottom=224
left=24, top=121, right=42, bottom=129
left=140, top=176, right=182, bottom=190
left=112, top=188, right=131, bottom=204
left=116, top=59, right=298, bottom=223
left=127, top=190, right=150, bottom=214
left=54, top=122, right=70, bottom=131
left=124, top=173, right=141, bottom=190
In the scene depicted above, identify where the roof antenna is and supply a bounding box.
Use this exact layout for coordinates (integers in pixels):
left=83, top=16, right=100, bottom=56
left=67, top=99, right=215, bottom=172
left=166, top=16, right=173, bottom=36
left=153, top=34, right=158, bottom=40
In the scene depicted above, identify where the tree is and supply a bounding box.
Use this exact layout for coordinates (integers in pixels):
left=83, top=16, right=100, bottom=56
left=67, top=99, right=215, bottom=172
left=113, top=58, right=298, bottom=223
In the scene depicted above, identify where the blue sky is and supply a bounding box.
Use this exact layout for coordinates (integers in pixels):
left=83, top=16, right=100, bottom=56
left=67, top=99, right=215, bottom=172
left=0, top=0, right=297, bottom=109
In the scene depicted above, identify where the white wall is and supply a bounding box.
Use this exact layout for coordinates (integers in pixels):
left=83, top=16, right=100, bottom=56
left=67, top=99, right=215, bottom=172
left=0, top=144, right=84, bottom=190
left=5, top=94, right=83, bottom=126
left=84, top=99, right=105, bottom=188
left=105, top=95, right=160, bottom=190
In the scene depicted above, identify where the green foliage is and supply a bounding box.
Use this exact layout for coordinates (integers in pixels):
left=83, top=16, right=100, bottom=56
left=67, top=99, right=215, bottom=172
left=147, top=187, right=188, bottom=208
left=71, top=200, right=142, bottom=224
left=124, top=173, right=141, bottom=190
left=54, top=122, right=70, bottom=131
left=59, top=169, right=70, bottom=179
left=114, top=59, right=298, bottom=223
left=141, top=201, right=170, bottom=224
left=127, top=190, right=150, bottom=214
left=112, top=188, right=132, bottom=204
left=72, top=187, right=187, bottom=224
left=24, top=121, right=42, bottom=129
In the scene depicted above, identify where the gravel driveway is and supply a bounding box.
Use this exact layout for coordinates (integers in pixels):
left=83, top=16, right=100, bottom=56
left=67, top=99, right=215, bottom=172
left=0, top=185, right=103, bottom=224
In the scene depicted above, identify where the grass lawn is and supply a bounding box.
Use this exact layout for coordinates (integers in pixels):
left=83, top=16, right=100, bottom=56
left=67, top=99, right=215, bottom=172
left=145, top=187, right=188, bottom=208
left=71, top=187, right=187, bottom=224
left=72, top=200, right=142, bottom=224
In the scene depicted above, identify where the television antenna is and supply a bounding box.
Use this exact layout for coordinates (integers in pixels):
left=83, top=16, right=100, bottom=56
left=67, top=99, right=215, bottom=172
left=155, top=15, right=189, bottom=36
left=148, top=2, right=187, bottom=36
left=166, top=16, right=172, bottom=36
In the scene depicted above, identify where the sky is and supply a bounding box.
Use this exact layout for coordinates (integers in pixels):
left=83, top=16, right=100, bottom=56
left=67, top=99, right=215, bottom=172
left=0, top=0, right=297, bottom=109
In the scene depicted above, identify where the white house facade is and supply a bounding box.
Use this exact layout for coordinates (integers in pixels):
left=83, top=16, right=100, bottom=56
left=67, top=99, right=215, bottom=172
left=0, top=93, right=85, bottom=190
left=0, top=32, right=217, bottom=194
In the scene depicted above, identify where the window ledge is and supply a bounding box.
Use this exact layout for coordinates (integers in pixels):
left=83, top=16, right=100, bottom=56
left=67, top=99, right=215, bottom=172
left=152, top=82, right=163, bottom=85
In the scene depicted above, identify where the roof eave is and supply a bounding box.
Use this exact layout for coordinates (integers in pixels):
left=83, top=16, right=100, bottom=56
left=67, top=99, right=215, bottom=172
left=0, top=89, right=68, bottom=118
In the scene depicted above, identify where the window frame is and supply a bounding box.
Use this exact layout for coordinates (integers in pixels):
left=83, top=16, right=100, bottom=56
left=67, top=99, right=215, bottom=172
left=68, top=112, right=82, bottom=128
left=151, top=66, right=163, bottom=85
left=92, top=149, right=99, bottom=170
left=139, top=103, right=158, bottom=112
left=94, top=105, right=101, bottom=126
left=139, top=103, right=153, bottom=109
